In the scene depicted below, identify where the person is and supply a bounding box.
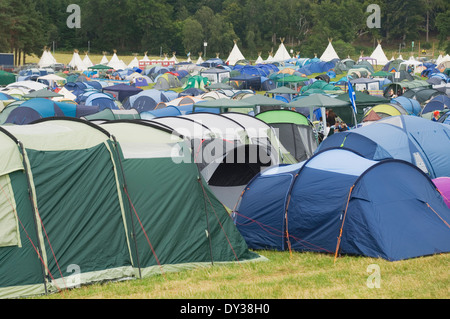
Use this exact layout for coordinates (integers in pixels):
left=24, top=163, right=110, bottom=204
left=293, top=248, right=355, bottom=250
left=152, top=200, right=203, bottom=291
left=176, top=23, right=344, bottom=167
left=432, top=110, right=440, bottom=122
left=326, top=109, right=337, bottom=127
left=363, top=87, right=369, bottom=95
left=334, top=121, right=348, bottom=133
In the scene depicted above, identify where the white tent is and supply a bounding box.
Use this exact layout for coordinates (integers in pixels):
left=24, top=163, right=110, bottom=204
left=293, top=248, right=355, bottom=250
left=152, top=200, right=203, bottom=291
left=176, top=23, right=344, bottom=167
left=52, top=87, right=76, bottom=102
left=370, top=41, right=389, bottom=66
left=169, top=53, right=179, bottom=64
left=128, top=55, right=140, bottom=68
left=68, top=50, right=87, bottom=71
left=108, top=51, right=128, bottom=70
left=140, top=52, right=150, bottom=62
left=226, top=41, right=245, bottom=66
left=37, top=74, right=67, bottom=88
left=255, top=52, right=263, bottom=64
left=196, top=53, right=204, bottom=65
left=399, top=56, right=424, bottom=74
left=320, top=40, right=339, bottom=62
left=265, top=50, right=274, bottom=63
left=100, top=52, right=109, bottom=65
left=38, top=49, right=57, bottom=68
left=272, top=39, right=291, bottom=62
left=82, top=53, right=94, bottom=68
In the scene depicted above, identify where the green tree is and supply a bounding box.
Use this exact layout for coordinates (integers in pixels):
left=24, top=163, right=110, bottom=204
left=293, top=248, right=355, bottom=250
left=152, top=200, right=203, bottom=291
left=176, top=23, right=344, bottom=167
left=182, top=18, right=204, bottom=55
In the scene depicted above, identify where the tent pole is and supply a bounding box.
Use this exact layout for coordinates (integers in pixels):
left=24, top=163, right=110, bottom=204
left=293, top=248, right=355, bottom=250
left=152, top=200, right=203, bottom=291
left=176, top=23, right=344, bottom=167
left=111, top=136, right=142, bottom=279
left=17, top=141, right=49, bottom=295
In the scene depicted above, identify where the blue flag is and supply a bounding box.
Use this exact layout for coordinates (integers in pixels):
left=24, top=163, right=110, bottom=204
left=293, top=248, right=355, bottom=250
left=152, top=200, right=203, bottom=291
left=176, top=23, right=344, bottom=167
left=348, top=80, right=357, bottom=115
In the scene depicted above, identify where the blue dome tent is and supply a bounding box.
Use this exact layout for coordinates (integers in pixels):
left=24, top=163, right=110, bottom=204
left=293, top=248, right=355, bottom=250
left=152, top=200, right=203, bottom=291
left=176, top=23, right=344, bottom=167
left=234, top=148, right=450, bottom=261
left=317, top=115, right=450, bottom=179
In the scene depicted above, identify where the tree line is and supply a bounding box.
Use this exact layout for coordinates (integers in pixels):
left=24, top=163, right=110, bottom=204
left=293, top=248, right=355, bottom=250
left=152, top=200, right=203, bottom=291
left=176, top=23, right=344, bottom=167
left=0, top=0, right=448, bottom=65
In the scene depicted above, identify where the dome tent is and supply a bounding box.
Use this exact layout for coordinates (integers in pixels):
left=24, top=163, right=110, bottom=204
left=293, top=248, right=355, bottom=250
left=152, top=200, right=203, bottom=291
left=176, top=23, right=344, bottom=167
left=234, top=148, right=450, bottom=261
left=317, top=115, right=450, bottom=179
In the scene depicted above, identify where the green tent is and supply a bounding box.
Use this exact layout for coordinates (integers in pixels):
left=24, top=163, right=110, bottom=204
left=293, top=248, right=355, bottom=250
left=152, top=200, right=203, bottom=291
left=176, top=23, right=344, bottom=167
left=256, top=109, right=317, bottom=162
left=83, top=108, right=141, bottom=121
left=0, top=70, right=16, bottom=86
left=101, top=120, right=263, bottom=277
left=88, top=64, right=113, bottom=70
left=23, top=89, right=63, bottom=99
left=0, top=119, right=135, bottom=298
left=241, top=94, right=287, bottom=113
left=193, top=98, right=256, bottom=114
left=0, top=118, right=263, bottom=298
left=335, top=91, right=390, bottom=123
left=287, top=93, right=356, bottom=126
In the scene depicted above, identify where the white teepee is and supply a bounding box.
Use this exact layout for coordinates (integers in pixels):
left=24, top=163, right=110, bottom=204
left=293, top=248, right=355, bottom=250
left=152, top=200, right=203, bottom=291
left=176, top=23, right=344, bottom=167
left=38, top=49, right=57, bottom=68
left=320, top=39, right=339, bottom=62
left=68, top=50, right=87, bottom=71
left=169, top=52, right=179, bottom=63
left=82, top=53, right=94, bottom=68
left=128, top=54, right=140, bottom=68
left=226, top=40, right=245, bottom=66
left=100, top=52, right=109, bottom=65
left=370, top=41, right=389, bottom=66
left=196, top=52, right=204, bottom=65
left=272, top=38, right=291, bottom=62
left=108, top=50, right=127, bottom=70
left=255, top=52, right=263, bottom=64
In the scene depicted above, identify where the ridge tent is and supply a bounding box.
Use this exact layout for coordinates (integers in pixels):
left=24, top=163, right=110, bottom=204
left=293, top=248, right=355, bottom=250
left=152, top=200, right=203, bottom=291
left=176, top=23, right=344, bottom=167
left=316, top=115, right=450, bottom=179
left=0, top=119, right=137, bottom=298
left=234, top=148, right=450, bottom=261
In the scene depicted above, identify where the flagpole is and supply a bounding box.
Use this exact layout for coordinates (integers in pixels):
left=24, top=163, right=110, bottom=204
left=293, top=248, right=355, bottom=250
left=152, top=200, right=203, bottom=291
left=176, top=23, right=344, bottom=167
left=347, top=80, right=358, bottom=128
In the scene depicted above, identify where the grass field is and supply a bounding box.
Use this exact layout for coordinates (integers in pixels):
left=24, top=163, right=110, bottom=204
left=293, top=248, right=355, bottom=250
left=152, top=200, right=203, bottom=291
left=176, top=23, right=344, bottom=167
left=35, top=250, right=449, bottom=299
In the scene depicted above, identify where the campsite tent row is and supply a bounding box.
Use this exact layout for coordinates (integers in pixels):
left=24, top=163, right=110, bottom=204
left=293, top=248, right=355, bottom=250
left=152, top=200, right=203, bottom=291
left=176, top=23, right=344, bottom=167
left=0, top=118, right=263, bottom=299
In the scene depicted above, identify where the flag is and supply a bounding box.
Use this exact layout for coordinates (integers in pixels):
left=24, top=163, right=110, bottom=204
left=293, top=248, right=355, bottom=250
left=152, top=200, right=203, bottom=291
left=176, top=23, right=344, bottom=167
left=348, top=79, right=357, bottom=115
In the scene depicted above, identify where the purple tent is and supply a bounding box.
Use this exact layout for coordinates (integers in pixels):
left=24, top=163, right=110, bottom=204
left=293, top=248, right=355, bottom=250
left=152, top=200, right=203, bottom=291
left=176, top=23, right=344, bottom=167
left=434, top=177, right=450, bottom=208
